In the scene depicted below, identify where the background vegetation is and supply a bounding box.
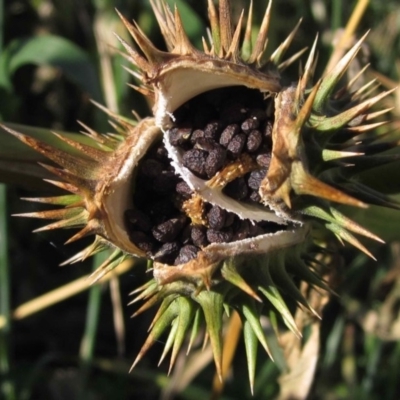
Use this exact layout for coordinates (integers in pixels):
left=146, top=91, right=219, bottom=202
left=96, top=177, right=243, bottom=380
left=0, top=0, right=400, bottom=399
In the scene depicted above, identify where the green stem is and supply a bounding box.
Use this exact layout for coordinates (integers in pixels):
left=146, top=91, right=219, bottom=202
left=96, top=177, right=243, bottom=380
left=0, top=184, right=16, bottom=400
left=78, top=252, right=106, bottom=398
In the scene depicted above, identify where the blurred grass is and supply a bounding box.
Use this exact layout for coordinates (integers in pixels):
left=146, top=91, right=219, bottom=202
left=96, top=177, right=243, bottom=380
left=0, top=0, right=399, bottom=399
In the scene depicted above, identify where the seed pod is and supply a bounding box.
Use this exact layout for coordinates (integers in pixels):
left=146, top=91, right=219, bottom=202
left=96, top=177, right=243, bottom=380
left=5, top=0, right=397, bottom=390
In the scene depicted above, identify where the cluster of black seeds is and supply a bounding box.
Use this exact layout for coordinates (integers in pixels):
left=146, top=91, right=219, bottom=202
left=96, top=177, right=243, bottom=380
left=124, top=139, right=282, bottom=266
left=169, top=86, right=274, bottom=201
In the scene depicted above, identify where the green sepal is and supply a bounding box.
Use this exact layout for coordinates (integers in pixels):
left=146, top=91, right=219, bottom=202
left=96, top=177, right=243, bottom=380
left=169, top=297, right=196, bottom=371
left=239, top=298, right=272, bottom=359
left=187, top=307, right=202, bottom=354
left=130, top=296, right=179, bottom=371
left=258, top=266, right=301, bottom=337
left=194, top=289, right=225, bottom=380
left=313, top=33, right=367, bottom=112
left=269, top=258, right=319, bottom=317
left=243, top=318, right=258, bottom=395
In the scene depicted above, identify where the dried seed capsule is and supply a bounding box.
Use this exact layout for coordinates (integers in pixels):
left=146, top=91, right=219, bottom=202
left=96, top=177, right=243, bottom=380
left=246, top=130, right=262, bottom=152
left=207, top=228, right=233, bottom=243
left=223, top=177, right=249, bottom=200
left=248, top=169, right=267, bottom=191
left=152, top=217, right=186, bottom=243
left=169, top=127, right=192, bottom=146
left=154, top=242, right=180, bottom=264
left=183, top=149, right=208, bottom=177
left=191, top=225, right=208, bottom=247
left=219, top=124, right=239, bottom=147
left=176, top=181, right=193, bottom=198
left=207, top=205, right=226, bottom=230
left=227, top=133, right=246, bottom=158
left=241, top=117, right=260, bottom=133
left=174, top=245, right=200, bottom=265
left=124, top=209, right=152, bottom=233
left=129, top=231, right=155, bottom=253
left=205, top=147, right=227, bottom=178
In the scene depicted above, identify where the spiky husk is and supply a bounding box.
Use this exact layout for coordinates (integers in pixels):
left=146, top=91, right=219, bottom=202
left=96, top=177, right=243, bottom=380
left=2, top=0, right=399, bottom=389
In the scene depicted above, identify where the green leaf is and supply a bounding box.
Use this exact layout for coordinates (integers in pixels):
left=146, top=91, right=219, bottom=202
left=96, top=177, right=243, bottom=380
left=1, top=35, right=102, bottom=101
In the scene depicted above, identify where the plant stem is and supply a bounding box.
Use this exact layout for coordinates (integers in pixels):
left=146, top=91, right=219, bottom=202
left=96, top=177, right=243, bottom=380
left=0, top=184, right=16, bottom=400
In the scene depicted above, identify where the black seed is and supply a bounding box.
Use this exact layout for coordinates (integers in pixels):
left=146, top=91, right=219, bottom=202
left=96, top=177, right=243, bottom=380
left=183, top=149, right=208, bottom=178
left=227, top=133, right=246, bottom=158
left=145, top=201, right=175, bottom=224
left=153, top=170, right=178, bottom=193
left=174, top=245, right=200, bottom=265
left=194, top=137, right=218, bottom=152
left=154, top=242, right=180, bottom=264
left=219, top=124, right=239, bottom=147
left=207, top=205, right=227, bottom=230
left=205, top=147, right=227, bottom=177
left=176, top=181, right=193, bottom=198
left=263, top=120, right=273, bottom=138
left=140, top=159, right=164, bottom=178
left=129, top=231, right=155, bottom=253
left=232, top=220, right=250, bottom=241
left=180, top=224, right=192, bottom=244
left=248, top=223, right=265, bottom=237
left=256, top=153, right=271, bottom=168
left=169, top=127, right=192, bottom=146
left=152, top=216, right=186, bottom=243
left=246, top=130, right=262, bottom=152
left=224, top=212, right=236, bottom=227
left=223, top=177, right=249, bottom=200
left=250, top=190, right=261, bottom=203
left=204, top=121, right=222, bottom=140
left=124, top=209, right=152, bottom=233
left=241, top=117, right=260, bottom=133
left=248, top=169, right=267, bottom=190
left=154, top=144, right=169, bottom=162
left=191, top=225, right=208, bottom=247
left=190, top=129, right=205, bottom=144
left=207, top=228, right=233, bottom=243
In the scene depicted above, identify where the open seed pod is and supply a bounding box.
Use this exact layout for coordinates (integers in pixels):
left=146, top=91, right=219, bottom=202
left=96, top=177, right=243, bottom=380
left=3, top=0, right=400, bottom=390
left=3, top=118, right=162, bottom=261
